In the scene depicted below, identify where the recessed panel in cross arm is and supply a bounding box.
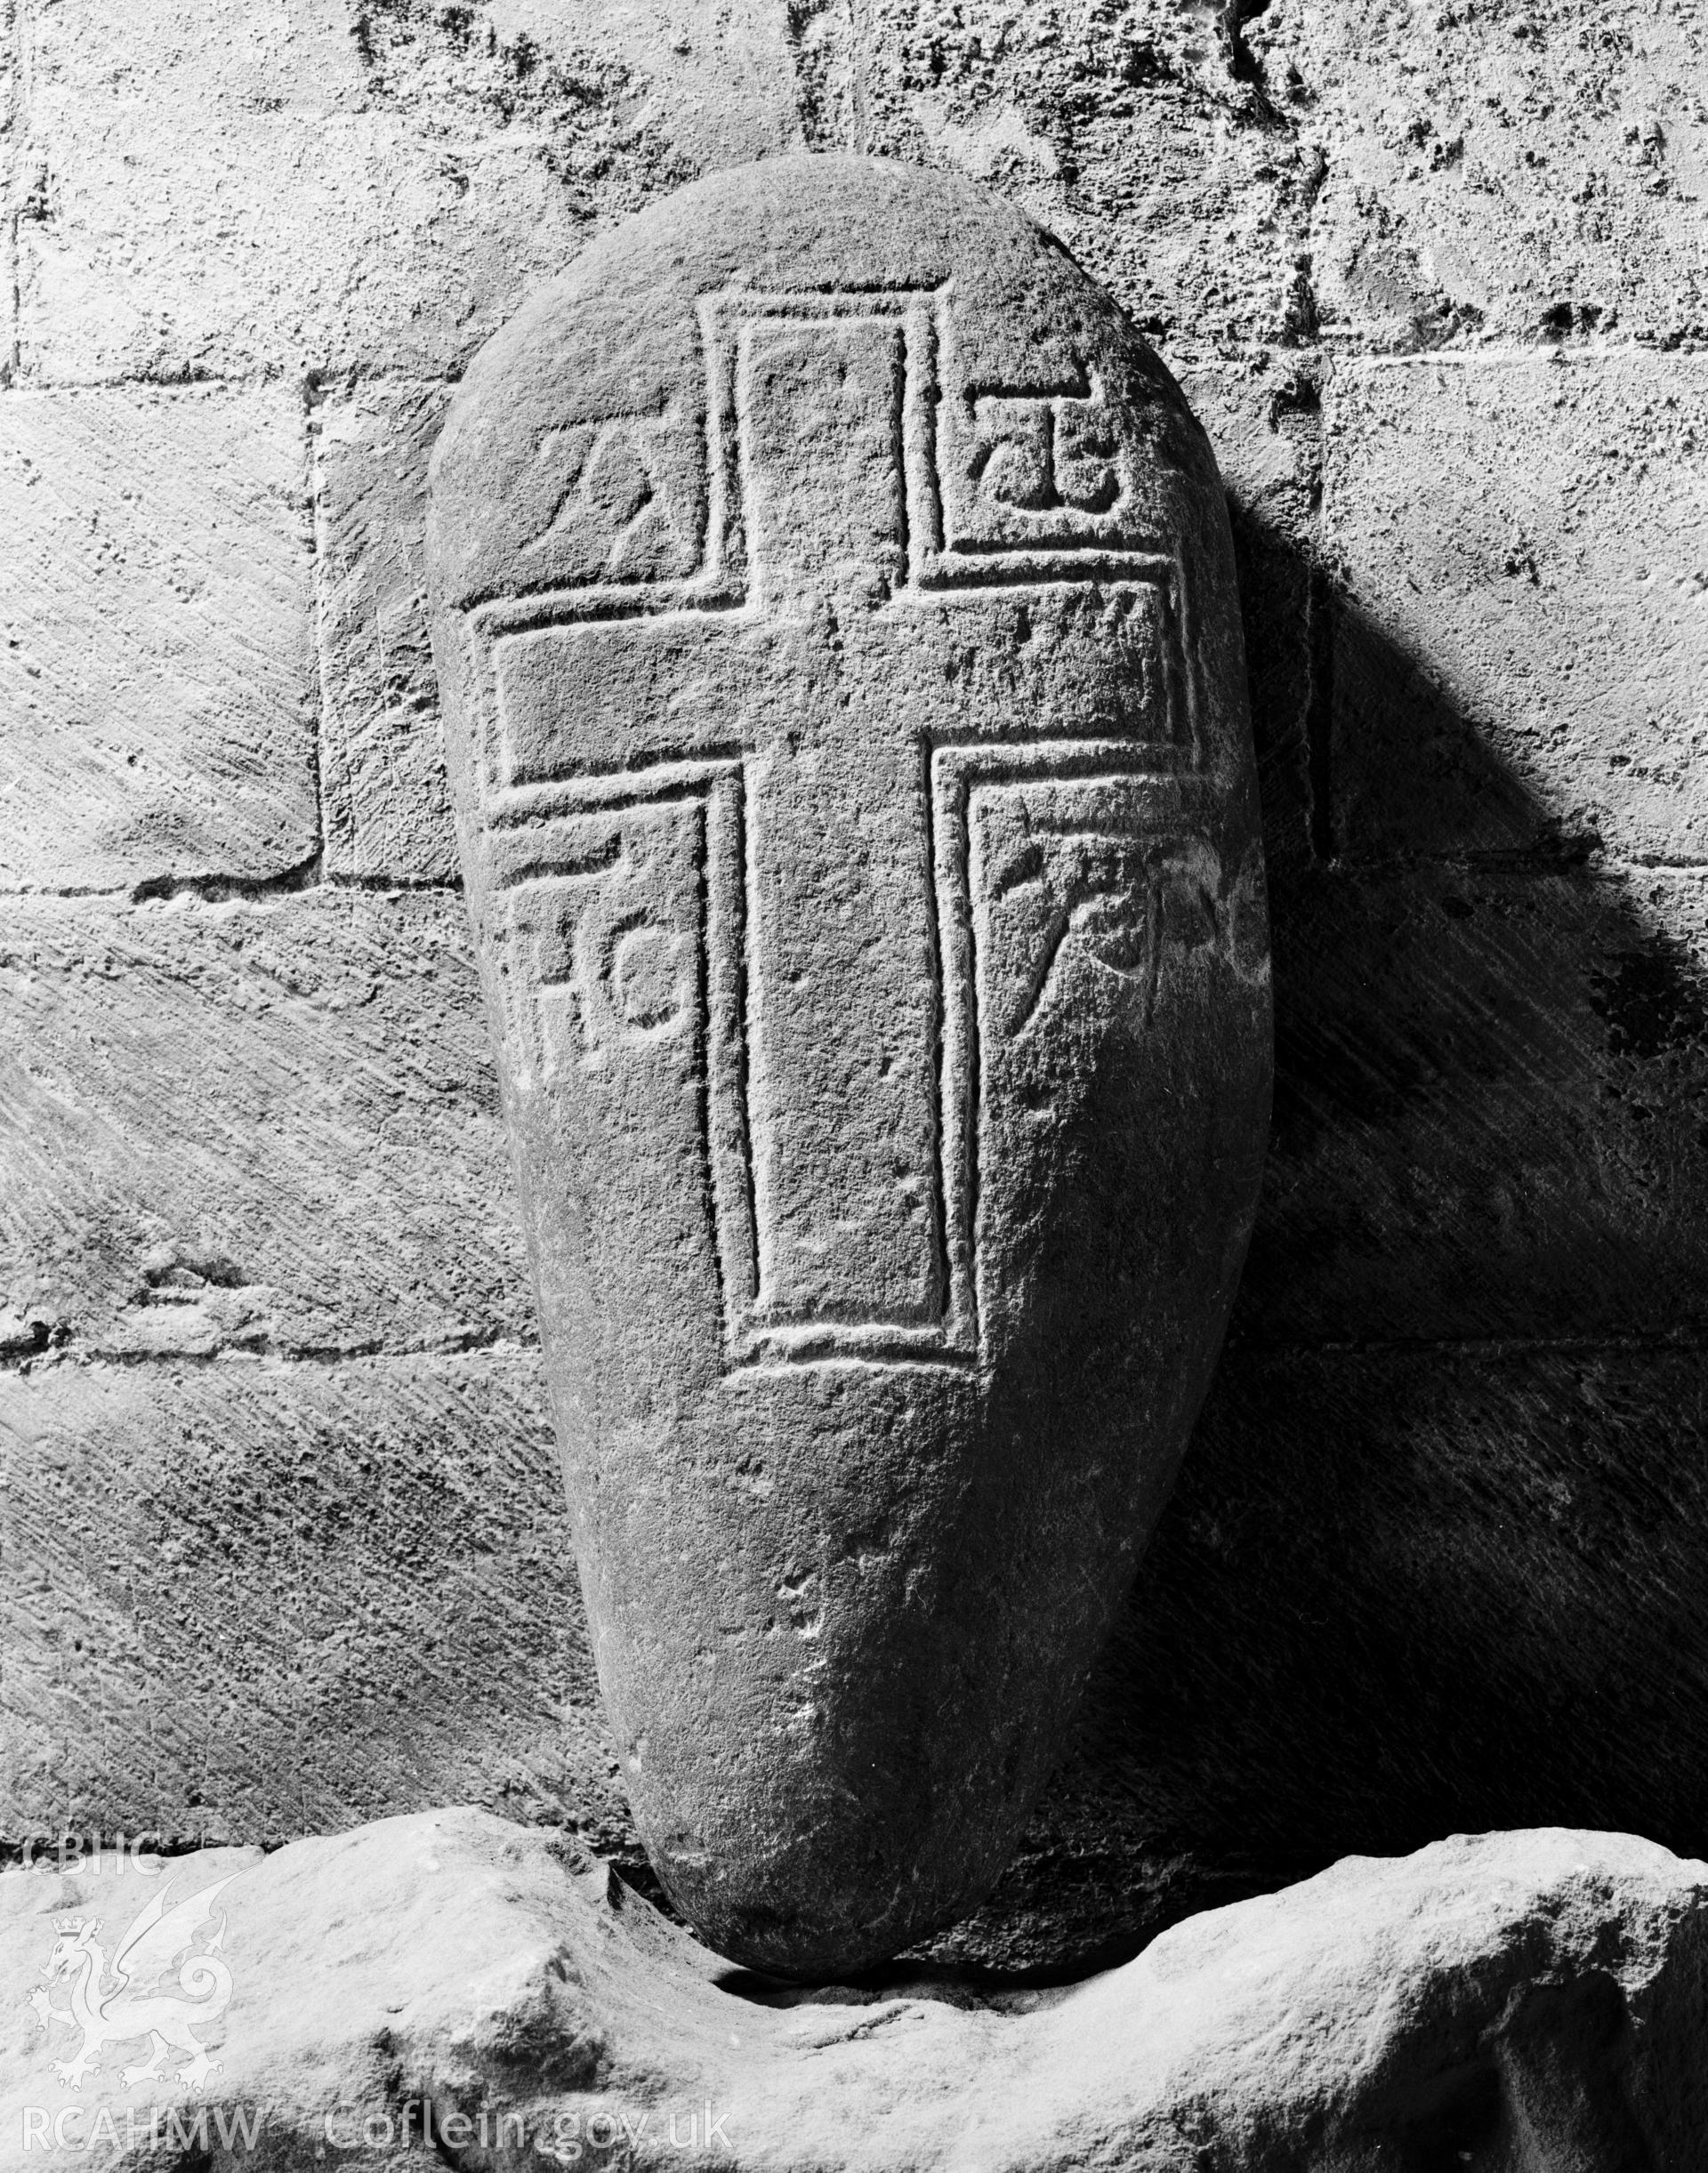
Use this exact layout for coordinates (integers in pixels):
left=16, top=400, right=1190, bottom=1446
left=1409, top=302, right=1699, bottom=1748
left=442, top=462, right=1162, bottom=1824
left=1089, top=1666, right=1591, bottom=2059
left=738, top=316, right=909, bottom=600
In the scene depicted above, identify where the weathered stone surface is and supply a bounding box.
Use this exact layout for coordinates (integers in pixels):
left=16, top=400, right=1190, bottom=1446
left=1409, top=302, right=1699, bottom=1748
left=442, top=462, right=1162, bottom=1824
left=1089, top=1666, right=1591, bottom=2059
left=0, top=389, right=315, bottom=892
left=428, top=157, right=1270, bottom=1973
left=1326, top=353, right=1708, bottom=867
left=3, top=1810, right=1705, bottom=2170
left=859, top=0, right=1318, bottom=350
left=827, top=0, right=1708, bottom=358
left=16, top=0, right=803, bottom=383
left=0, top=1356, right=634, bottom=1853
left=1270, top=0, right=1708, bottom=349
left=314, top=382, right=457, bottom=885
left=357, top=1, right=808, bottom=181
left=0, top=892, right=531, bottom=1360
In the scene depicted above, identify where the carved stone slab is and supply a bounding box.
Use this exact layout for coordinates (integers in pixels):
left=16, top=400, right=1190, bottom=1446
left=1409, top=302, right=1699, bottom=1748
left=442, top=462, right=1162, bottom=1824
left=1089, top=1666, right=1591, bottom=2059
left=427, top=156, right=1271, bottom=1977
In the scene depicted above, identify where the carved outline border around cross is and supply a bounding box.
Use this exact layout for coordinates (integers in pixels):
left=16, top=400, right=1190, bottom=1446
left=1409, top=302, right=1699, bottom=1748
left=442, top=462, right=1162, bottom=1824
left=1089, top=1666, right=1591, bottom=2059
left=454, top=284, right=1212, bottom=1375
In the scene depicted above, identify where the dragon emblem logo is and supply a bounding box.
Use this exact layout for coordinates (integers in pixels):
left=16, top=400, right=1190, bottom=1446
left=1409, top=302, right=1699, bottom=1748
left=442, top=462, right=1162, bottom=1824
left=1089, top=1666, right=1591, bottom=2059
left=28, top=1874, right=237, bottom=2093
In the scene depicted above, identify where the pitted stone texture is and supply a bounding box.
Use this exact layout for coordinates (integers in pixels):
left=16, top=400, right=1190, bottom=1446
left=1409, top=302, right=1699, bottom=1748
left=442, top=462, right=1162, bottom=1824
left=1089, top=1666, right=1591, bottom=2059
left=15, top=0, right=803, bottom=383
left=852, top=0, right=1708, bottom=356
left=429, top=157, right=1269, bottom=1974
left=0, top=1356, right=627, bottom=1849
left=0, top=893, right=531, bottom=1361
left=358, top=1, right=808, bottom=179
left=2, top=1812, right=1705, bottom=2172
left=1327, top=354, right=1708, bottom=868
left=858, top=0, right=1319, bottom=350
left=1269, top=0, right=1708, bottom=349
left=0, top=389, right=314, bottom=892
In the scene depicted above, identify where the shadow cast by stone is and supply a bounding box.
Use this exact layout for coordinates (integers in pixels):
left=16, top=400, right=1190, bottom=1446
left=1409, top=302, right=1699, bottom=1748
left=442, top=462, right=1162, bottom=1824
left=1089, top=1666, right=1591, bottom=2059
left=945, top=491, right=1708, bottom=1974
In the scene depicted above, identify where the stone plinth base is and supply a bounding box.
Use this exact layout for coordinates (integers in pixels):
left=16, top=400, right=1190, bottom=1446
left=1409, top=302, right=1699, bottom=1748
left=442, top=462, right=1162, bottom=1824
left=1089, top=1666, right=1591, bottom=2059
left=3, top=1809, right=1704, bottom=2169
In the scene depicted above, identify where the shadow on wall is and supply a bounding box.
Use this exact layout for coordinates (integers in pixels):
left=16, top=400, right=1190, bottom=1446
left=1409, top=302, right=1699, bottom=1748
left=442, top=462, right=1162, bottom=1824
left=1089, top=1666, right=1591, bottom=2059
left=931, top=491, right=1708, bottom=1974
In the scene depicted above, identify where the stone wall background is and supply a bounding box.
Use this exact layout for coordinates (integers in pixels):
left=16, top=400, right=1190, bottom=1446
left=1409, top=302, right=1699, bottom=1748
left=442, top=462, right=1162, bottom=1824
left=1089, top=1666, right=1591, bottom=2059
left=2, top=0, right=1704, bottom=1969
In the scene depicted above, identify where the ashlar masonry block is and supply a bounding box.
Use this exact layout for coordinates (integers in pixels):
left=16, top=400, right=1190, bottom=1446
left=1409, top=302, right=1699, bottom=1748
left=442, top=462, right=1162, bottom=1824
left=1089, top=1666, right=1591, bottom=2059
left=1177, top=359, right=1320, bottom=869
left=1325, top=353, right=1708, bottom=867
left=0, top=387, right=316, bottom=892
left=1260, top=0, right=1708, bottom=347
left=17, top=0, right=804, bottom=382
left=0, top=1350, right=611, bottom=1842
left=315, top=382, right=457, bottom=885
left=859, top=0, right=1321, bottom=351
left=1094, top=1341, right=1708, bottom=1871
left=0, top=890, right=533, bottom=1361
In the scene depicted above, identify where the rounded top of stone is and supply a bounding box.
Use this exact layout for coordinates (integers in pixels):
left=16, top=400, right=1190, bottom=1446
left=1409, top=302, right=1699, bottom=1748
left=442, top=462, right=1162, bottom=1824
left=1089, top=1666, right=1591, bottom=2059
left=428, top=154, right=1216, bottom=616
